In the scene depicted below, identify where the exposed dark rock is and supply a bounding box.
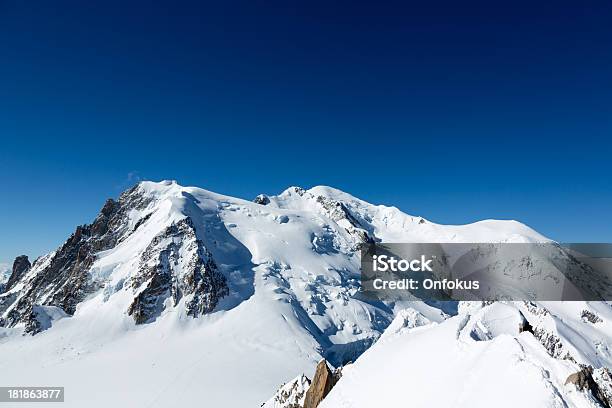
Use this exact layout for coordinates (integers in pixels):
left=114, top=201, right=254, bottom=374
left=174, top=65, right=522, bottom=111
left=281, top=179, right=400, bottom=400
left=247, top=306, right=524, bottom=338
left=0, top=183, right=228, bottom=334
left=262, top=374, right=311, bottom=408
left=522, top=301, right=577, bottom=363
left=314, top=195, right=374, bottom=250
left=127, top=217, right=228, bottom=324
left=291, top=187, right=306, bottom=196
left=128, top=272, right=171, bottom=325
left=518, top=311, right=533, bottom=334
left=593, top=367, right=612, bottom=408
left=532, top=327, right=576, bottom=363
left=524, top=301, right=550, bottom=317
left=566, top=366, right=612, bottom=408
left=5, top=255, right=31, bottom=291
left=567, top=366, right=596, bottom=390
left=132, top=212, right=153, bottom=233
left=303, top=359, right=341, bottom=408
left=315, top=196, right=359, bottom=226
left=22, top=305, right=42, bottom=334
left=582, top=309, right=603, bottom=324
left=0, top=184, right=153, bottom=334
left=254, top=194, right=270, bottom=205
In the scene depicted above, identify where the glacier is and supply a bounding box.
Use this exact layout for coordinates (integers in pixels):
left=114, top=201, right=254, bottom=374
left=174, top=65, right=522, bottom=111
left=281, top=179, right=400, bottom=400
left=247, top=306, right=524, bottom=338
left=0, top=180, right=609, bottom=408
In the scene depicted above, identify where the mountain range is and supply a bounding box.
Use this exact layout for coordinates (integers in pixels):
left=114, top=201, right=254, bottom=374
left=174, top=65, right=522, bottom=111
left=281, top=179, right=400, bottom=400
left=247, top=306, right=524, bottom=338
left=0, top=181, right=610, bottom=408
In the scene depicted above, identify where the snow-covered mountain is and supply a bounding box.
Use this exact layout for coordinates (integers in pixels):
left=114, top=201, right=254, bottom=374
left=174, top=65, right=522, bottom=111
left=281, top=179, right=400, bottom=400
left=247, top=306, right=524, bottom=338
left=320, top=301, right=612, bottom=408
left=0, top=181, right=609, bottom=408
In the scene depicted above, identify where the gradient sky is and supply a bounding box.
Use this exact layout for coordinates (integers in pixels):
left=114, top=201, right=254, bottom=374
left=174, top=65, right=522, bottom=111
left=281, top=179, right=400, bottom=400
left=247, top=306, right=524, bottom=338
left=1, top=0, right=611, bottom=265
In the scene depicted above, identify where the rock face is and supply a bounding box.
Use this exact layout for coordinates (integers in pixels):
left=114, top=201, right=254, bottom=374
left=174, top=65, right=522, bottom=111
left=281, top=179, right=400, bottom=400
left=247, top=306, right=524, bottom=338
left=313, top=194, right=374, bottom=250
left=281, top=187, right=375, bottom=251
left=303, top=360, right=341, bottom=408
left=581, top=309, right=603, bottom=324
left=261, top=374, right=311, bottom=408
left=5, top=255, right=31, bottom=291
left=127, top=217, right=228, bottom=324
left=593, top=368, right=612, bottom=408
left=254, top=194, right=270, bottom=205
left=522, top=301, right=577, bottom=363
left=0, top=184, right=228, bottom=333
left=565, top=366, right=612, bottom=408
left=0, top=186, right=154, bottom=333
left=518, top=311, right=533, bottom=334
left=265, top=360, right=341, bottom=408
left=565, top=366, right=595, bottom=389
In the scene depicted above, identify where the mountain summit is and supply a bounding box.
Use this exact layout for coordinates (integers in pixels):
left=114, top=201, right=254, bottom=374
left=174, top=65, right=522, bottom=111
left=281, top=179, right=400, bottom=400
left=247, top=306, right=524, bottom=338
left=0, top=181, right=608, bottom=408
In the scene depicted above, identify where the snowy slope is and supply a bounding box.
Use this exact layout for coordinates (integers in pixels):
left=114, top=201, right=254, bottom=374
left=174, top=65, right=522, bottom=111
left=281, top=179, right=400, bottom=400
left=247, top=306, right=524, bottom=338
left=0, top=181, right=606, bottom=408
left=321, top=301, right=612, bottom=408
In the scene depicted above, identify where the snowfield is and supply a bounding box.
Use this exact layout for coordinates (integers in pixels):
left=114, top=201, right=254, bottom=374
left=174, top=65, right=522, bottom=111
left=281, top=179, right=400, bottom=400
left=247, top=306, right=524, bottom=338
left=0, top=181, right=609, bottom=408
left=321, top=301, right=612, bottom=408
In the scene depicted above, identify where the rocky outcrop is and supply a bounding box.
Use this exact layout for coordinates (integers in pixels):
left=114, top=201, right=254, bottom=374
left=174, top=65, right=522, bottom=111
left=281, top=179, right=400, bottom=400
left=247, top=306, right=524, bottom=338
left=0, top=181, right=235, bottom=334
left=254, top=194, right=270, bottom=205
left=582, top=309, right=603, bottom=324
left=566, top=366, right=595, bottom=389
left=518, top=311, right=533, bottom=334
left=280, top=187, right=375, bottom=250
left=593, top=368, right=612, bottom=408
left=127, top=217, right=228, bottom=324
left=303, top=360, right=341, bottom=408
left=521, top=301, right=577, bottom=363
left=565, top=366, right=612, bottom=408
left=0, top=184, right=152, bottom=333
left=264, top=360, right=342, bottom=408
left=0, top=183, right=230, bottom=333
left=261, top=374, right=311, bottom=408
left=313, top=195, right=374, bottom=250
left=5, top=255, right=30, bottom=291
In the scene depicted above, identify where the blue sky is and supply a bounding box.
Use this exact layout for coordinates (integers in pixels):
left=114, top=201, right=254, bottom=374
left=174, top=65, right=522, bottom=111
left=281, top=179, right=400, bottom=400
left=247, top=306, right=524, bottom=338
left=0, top=0, right=611, bottom=264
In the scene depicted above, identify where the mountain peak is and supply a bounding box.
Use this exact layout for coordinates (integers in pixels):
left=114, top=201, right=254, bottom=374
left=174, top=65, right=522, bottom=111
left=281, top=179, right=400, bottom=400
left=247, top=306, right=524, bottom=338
left=0, top=180, right=574, bottom=408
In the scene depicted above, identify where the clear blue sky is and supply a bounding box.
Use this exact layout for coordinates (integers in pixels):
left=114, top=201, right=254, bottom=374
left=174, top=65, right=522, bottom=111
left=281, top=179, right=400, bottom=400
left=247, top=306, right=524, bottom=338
left=0, top=0, right=611, bottom=264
